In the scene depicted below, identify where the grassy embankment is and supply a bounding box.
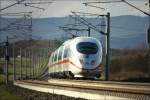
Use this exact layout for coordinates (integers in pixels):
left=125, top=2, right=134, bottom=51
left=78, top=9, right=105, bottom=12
left=0, top=57, right=82, bottom=100
left=0, top=39, right=57, bottom=100
left=0, top=82, right=85, bottom=100
left=0, top=83, right=21, bottom=100
left=0, top=57, right=48, bottom=100
left=109, top=49, right=150, bottom=82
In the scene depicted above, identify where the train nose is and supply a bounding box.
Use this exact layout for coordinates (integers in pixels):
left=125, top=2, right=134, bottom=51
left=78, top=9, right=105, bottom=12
left=79, top=70, right=100, bottom=78
left=79, top=58, right=96, bottom=68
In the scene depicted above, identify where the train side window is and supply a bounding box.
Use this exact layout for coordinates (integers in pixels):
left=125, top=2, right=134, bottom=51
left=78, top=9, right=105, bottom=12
left=54, top=52, right=57, bottom=62
left=62, top=46, right=65, bottom=60
left=67, top=48, right=71, bottom=57
left=63, top=47, right=68, bottom=58
left=56, top=50, right=59, bottom=62
left=52, top=53, right=54, bottom=63
left=58, top=47, right=62, bottom=61
left=49, top=53, right=53, bottom=64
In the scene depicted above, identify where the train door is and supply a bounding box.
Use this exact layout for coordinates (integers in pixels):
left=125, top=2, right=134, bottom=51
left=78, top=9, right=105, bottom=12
left=62, top=46, right=65, bottom=72
left=57, top=47, right=63, bottom=72
left=62, top=46, right=68, bottom=71
left=49, top=53, right=53, bottom=73
left=52, top=52, right=54, bottom=73
left=56, top=50, right=59, bottom=72
left=53, top=52, right=57, bottom=73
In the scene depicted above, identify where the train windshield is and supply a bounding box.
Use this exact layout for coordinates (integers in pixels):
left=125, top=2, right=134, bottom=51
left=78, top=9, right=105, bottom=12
left=77, top=42, right=98, bottom=54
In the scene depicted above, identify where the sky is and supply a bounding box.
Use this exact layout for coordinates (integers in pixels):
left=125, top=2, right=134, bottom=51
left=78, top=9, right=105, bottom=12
left=0, top=0, right=149, bottom=47
left=0, top=0, right=149, bottom=17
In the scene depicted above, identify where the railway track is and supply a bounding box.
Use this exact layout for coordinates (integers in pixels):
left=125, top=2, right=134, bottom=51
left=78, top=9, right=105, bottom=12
left=47, top=79, right=150, bottom=94
left=14, top=79, right=150, bottom=100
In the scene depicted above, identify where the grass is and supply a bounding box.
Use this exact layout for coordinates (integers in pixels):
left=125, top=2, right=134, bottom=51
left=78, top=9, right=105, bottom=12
left=0, top=56, right=48, bottom=82
left=0, top=82, right=86, bottom=100
left=0, top=83, right=21, bottom=100
left=0, top=91, right=20, bottom=100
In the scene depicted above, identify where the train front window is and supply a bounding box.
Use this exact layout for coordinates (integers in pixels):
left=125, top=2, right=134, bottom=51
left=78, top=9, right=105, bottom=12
left=77, top=42, right=98, bottom=54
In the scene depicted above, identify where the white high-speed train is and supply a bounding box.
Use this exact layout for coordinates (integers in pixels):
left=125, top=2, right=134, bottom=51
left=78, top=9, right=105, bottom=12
left=48, top=37, right=103, bottom=79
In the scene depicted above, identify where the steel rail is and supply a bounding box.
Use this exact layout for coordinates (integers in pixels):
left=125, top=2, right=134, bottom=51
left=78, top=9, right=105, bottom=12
left=57, top=79, right=150, bottom=86
left=17, top=80, right=150, bottom=95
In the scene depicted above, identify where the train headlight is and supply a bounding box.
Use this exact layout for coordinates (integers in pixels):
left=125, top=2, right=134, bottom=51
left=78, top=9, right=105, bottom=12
left=91, top=60, right=96, bottom=65
left=79, top=59, right=84, bottom=64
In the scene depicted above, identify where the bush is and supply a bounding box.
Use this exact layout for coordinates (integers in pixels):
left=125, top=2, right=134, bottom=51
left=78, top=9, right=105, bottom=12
left=110, top=51, right=149, bottom=81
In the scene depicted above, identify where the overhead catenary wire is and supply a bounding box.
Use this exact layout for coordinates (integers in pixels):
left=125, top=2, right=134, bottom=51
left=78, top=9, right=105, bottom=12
left=0, top=12, right=32, bottom=15
left=0, top=0, right=26, bottom=12
left=70, top=11, right=107, bottom=35
left=84, top=3, right=105, bottom=10
left=0, top=0, right=54, bottom=41
left=0, top=0, right=32, bottom=41
left=84, top=0, right=150, bottom=16
left=28, top=0, right=54, bottom=40
left=82, top=0, right=149, bottom=39
left=122, top=0, right=150, bottom=16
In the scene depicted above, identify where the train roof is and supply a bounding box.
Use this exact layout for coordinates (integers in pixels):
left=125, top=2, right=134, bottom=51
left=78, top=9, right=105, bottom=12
left=52, top=37, right=100, bottom=54
left=62, top=37, right=99, bottom=46
left=53, top=37, right=99, bottom=53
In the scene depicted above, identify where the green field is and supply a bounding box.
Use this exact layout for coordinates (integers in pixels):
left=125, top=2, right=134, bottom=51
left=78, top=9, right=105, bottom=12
left=0, top=83, right=21, bottom=100
left=0, top=56, right=48, bottom=100
left=0, top=56, right=48, bottom=82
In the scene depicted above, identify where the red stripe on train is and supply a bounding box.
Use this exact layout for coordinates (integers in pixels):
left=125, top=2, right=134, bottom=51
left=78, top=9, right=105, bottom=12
left=48, top=59, right=99, bottom=70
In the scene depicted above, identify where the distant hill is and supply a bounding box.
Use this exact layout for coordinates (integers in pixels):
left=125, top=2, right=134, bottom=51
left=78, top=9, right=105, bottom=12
left=110, top=15, right=149, bottom=49
left=0, top=15, right=149, bottom=49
